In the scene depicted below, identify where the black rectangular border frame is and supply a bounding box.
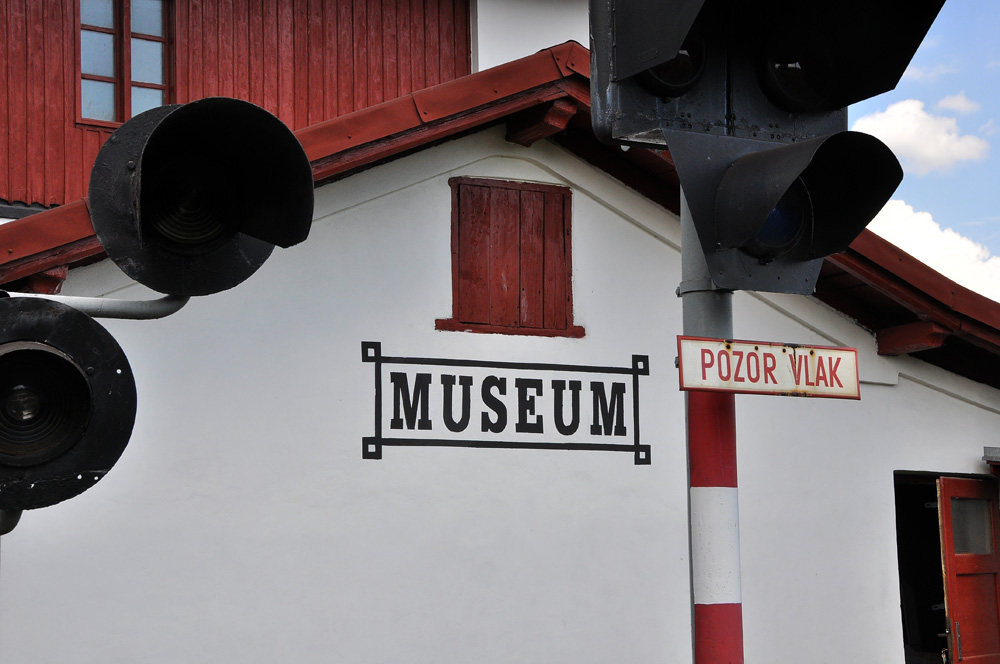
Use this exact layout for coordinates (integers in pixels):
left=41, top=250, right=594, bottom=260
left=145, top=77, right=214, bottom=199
left=362, top=341, right=651, bottom=465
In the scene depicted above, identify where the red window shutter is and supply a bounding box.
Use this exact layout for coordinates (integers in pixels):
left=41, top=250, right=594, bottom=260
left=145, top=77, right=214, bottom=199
left=489, top=186, right=521, bottom=327
left=438, top=177, right=583, bottom=338
left=455, top=183, right=490, bottom=325
left=519, top=190, right=545, bottom=328
left=543, top=190, right=569, bottom=330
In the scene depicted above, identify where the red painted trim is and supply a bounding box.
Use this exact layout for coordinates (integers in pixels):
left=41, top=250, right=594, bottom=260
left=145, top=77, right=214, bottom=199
left=0, top=199, right=95, bottom=263
left=506, top=98, right=578, bottom=147
left=826, top=251, right=962, bottom=331
left=306, top=82, right=573, bottom=184
left=22, top=265, right=69, bottom=294
left=300, top=44, right=589, bottom=184
left=5, top=39, right=1000, bottom=386
left=846, top=230, right=1000, bottom=331
left=434, top=318, right=586, bottom=338
left=297, top=94, right=423, bottom=161
left=876, top=321, right=951, bottom=355
left=411, top=48, right=564, bottom=122
left=830, top=235, right=1000, bottom=352
left=687, top=390, right=737, bottom=489
left=548, top=41, right=590, bottom=79
left=693, top=603, right=744, bottom=664
left=0, top=235, right=104, bottom=286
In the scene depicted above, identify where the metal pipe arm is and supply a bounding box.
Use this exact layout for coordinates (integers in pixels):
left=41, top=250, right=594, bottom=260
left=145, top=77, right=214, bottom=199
left=0, top=291, right=190, bottom=320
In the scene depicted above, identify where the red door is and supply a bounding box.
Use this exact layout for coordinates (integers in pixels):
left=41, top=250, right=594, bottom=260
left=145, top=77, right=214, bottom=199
left=939, top=477, right=1000, bottom=663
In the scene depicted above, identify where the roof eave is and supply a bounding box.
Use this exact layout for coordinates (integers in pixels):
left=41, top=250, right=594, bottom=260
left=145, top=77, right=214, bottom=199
left=1, top=41, right=999, bottom=389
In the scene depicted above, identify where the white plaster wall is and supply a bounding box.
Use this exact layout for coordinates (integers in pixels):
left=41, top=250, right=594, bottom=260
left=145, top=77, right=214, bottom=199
left=472, top=0, right=589, bottom=71
left=738, top=371, right=999, bottom=664
left=731, top=289, right=1000, bottom=664
left=736, top=296, right=1000, bottom=664
left=0, top=128, right=692, bottom=663
left=1, top=126, right=999, bottom=663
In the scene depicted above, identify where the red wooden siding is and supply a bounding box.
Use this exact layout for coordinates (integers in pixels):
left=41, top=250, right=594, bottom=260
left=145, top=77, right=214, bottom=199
left=437, top=177, right=585, bottom=338
left=0, top=0, right=471, bottom=208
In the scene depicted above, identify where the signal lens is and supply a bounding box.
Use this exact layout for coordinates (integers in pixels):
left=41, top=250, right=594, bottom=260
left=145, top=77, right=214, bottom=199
left=636, top=36, right=706, bottom=98
left=0, top=344, right=92, bottom=467
left=760, top=45, right=833, bottom=112
left=141, top=150, right=236, bottom=254
left=4, top=386, right=42, bottom=423
left=744, top=178, right=812, bottom=262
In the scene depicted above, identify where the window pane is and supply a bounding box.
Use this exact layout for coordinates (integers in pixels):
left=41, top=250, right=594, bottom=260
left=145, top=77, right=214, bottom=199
left=131, top=39, right=163, bottom=85
left=131, top=0, right=164, bottom=36
left=81, top=30, right=116, bottom=78
left=952, top=497, right=994, bottom=554
left=131, top=86, right=164, bottom=116
left=81, top=79, right=117, bottom=121
left=81, top=0, right=115, bottom=28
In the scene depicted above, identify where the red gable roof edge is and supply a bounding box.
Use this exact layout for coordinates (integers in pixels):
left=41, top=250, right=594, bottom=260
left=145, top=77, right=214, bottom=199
left=824, top=230, right=1000, bottom=350
left=0, top=41, right=999, bottom=388
left=0, top=199, right=102, bottom=286
left=0, top=42, right=592, bottom=287
left=300, top=42, right=591, bottom=184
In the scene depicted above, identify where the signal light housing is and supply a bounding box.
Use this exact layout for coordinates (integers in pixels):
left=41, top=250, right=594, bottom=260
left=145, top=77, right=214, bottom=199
left=0, top=97, right=315, bottom=534
left=590, top=0, right=943, bottom=293
left=0, top=297, right=136, bottom=512
left=89, top=97, right=315, bottom=297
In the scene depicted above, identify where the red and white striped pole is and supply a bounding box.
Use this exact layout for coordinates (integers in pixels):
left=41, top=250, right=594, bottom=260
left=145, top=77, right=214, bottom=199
left=687, top=391, right=743, bottom=663
left=679, top=189, right=744, bottom=664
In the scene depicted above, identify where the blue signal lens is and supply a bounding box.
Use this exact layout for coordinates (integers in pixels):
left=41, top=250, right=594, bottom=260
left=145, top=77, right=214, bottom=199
left=745, top=178, right=811, bottom=262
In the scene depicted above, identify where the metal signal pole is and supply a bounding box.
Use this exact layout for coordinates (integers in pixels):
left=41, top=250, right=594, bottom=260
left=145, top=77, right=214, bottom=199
left=679, top=189, right=744, bottom=664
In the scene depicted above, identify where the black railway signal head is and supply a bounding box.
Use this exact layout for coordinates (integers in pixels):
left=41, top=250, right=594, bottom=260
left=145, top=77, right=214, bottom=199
left=702, top=131, right=903, bottom=292
left=1, top=100, right=317, bottom=529
left=0, top=297, right=136, bottom=511
left=590, top=0, right=945, bottom=293
left=89, top=97, right=315, bottom=297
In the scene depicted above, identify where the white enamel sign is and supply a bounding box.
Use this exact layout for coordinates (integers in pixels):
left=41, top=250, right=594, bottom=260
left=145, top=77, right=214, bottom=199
left=677, top=336, right=860, bottom=399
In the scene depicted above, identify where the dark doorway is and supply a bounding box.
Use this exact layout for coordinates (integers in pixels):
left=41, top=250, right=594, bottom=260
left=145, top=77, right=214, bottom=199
left=895, top=474, right=948, bottom=664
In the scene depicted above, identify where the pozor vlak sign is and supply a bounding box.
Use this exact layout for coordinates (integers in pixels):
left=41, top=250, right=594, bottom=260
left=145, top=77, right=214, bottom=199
left=677, top=336, right=860, bottom=399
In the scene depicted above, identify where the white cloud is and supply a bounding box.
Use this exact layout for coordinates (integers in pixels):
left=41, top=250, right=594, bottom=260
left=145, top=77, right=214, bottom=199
left=868, top=199, right=1000, bottom=303
left=936, top=92, right=981, bottom=114
left=851, top=99, right=989, bottom=175
left=902, top=62, right=959, bottom=81
left=920, top=34, right=943, bottom=49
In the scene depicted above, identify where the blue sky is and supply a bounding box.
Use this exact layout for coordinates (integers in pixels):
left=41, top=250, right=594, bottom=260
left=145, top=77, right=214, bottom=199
left=848, top=0, right=1000, bottom=300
